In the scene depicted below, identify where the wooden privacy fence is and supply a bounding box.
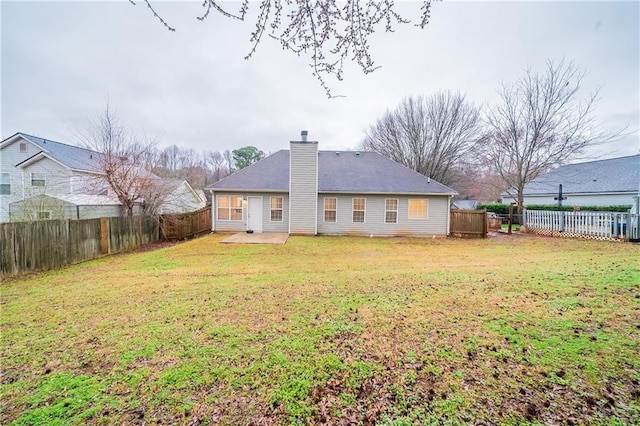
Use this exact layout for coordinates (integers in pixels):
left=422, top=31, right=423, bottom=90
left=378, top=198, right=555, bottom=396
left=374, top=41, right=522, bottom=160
left=159, top=206, right=211, bottom=240
left=524, top=209, right=640, bottom=241
left=450, top=210, right=487, bottom=238
left=1, top=215, right=158, bottom=279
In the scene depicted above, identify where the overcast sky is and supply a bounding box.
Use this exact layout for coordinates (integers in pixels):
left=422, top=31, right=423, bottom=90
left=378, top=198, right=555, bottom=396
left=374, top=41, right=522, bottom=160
left=2, top=1, right=639, bottom=161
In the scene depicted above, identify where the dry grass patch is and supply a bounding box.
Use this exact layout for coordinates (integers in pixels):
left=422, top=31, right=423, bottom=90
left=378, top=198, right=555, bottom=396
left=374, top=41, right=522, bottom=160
left=1, top=234, right=639, bottom=425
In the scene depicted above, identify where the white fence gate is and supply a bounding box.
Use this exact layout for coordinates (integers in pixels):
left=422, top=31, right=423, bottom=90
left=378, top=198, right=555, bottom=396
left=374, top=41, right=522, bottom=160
left=524, top=210, right=640, bottom=241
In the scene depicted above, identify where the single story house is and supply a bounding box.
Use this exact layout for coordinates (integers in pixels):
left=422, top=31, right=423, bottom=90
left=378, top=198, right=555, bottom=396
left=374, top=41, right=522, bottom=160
left=205, top=131, right=457, bottom=237
left=501, top=154, right=640, bottom=207
left=154, top=179, right=206, bottom=215
left=9, top=194, right=143, bottom=221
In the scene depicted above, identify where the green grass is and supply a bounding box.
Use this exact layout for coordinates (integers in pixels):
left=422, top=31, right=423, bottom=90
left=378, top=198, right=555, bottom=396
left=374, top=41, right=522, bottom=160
left=1, top=234, right=639, bottom=425
left=501, top=223, right=521, bottom=231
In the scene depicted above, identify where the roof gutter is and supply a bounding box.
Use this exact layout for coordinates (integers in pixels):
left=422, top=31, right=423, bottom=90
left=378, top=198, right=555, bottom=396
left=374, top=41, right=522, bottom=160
left=318, top=190, right=458, bottom=196
left=205, top=188, right=289, bottom=194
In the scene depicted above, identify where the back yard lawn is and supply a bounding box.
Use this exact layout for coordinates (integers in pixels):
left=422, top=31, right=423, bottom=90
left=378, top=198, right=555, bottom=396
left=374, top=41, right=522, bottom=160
left=1, top=234, right=639, bottom=425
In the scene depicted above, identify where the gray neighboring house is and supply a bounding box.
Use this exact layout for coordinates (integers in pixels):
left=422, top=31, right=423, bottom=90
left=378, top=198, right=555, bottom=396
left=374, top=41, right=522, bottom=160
left=154, top=179, right=206, bottom=215
left=501, top=154, right=640, bottom=207
left=1, top=132, right=205, bottom=222
left=1, top=132, right=109, bottom=222
left=206, top=132, right=457, bottom=236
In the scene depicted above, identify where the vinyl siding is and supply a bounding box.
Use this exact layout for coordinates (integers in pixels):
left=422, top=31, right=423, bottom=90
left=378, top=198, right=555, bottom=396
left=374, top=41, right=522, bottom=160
left=22, top=157, right=73, bottom=195
left=212, top=192, right=289, bottom=233
left=1, top=136, right=40, bottom=222
left=159, top=183, right=206, bottom=214
left=317, top=193, right=450, bottom=236
left=289, top=142, right=318, bottom=235
left=9, top=196, right=73, bottom=221
left=9, top=196, right=125, bottom=220
left=1, top=135, right=109, bottom=222
left=78, top=204, right=128, bottom=219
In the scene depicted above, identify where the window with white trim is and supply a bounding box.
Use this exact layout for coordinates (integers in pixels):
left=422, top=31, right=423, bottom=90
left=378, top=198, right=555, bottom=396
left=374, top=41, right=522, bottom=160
left=19, top=142, right=27, bottom=153
left=385, top=199, right=398, bottom=224
left=352, top=198, right=365, bottom=223
left=270, top=197, right=283, bottom=221
left=31, top=172, right=46, bottom=187
left=217, top=195, right=243, bottom=221
left=0, top=173, right=10, bottom=195
left=37, top=211, right=51, bottom=220
left=408, top=199, right=428, bottom=220
left=324, top=197, right=337, bottom=222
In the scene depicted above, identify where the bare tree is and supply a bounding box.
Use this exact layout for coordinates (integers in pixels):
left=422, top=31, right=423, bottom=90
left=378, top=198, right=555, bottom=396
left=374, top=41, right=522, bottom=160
left=482, top=59, right=623, bottom=211
left=204, top=150, right=229, bottom=184
left=223, top=149, right=234, bottom=174
left=133, top=0, right=433, bottom=97
left=79, top=103, right=158, bottom=216
left=159, top=145, right=183, bottom=176
left=450, top=165, right=506, bottom=202
left=361, top=91, right=482, bottom=187
left=139, top=179, right=177, bottom=216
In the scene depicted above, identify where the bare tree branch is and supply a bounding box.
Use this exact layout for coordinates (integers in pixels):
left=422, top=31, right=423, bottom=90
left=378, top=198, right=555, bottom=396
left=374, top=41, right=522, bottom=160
left=133, top=0, right=432, bottom=97
left=361, top=91, right=482, bottom=187
left=77, top=102, right=159, bottom=216
left=481, top=59, right=625, bottom=212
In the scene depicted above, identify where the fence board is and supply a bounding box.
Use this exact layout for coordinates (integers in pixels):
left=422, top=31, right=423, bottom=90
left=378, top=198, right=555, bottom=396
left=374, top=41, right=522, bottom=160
left=160, top=206, right=212, bottom=240
left=1, top=216, right=159, bottom=279
left=450, top=210, right=487, bottom=238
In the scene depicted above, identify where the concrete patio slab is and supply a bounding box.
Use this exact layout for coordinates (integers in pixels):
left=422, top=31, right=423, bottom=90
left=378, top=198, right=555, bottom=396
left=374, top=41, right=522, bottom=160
left=221, top=232, right=289, bottom=244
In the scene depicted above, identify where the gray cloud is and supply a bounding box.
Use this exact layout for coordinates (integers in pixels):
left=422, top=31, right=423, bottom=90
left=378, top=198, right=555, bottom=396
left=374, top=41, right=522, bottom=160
left=2, top=1, right=638, bottom=159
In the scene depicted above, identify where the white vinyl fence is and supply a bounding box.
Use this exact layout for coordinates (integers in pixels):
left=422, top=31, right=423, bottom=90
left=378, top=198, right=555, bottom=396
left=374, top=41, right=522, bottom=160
left=524, top=210, right=639, bottom=241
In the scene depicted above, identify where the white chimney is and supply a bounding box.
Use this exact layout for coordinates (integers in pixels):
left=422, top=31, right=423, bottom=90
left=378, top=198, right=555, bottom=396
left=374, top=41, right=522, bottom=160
left=301, top=130, right=308, bottom=142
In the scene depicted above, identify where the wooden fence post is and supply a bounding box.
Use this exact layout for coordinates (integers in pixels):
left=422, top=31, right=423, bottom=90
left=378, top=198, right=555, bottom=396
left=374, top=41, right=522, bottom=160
left=100, top=217, right=109, bottom=255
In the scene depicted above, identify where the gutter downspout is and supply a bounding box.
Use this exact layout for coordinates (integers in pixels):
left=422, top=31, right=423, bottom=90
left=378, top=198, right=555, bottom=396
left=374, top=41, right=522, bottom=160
left=209, top=190, right=215, bottom=232
left=446, top=195, right=452, bottom=236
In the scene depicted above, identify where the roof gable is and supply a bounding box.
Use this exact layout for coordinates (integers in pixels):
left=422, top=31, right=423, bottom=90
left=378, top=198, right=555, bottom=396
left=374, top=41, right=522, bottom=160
left=207, top=150, right=457, bottom=195
left=208, top=150, right=290, bottom=192
left=2, top=132, right=104, bottom=173
left=0, top=133, right=43, bottom=152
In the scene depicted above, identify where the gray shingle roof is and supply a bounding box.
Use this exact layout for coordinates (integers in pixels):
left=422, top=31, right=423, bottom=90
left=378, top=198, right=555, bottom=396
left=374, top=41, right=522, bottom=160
left=207, top=150, right=457, bottom=195
left=209, top=150, right=290, bottom=192
left=511, top=154, right=640, bottom=196
left=14, top=132, right=104, bottom=173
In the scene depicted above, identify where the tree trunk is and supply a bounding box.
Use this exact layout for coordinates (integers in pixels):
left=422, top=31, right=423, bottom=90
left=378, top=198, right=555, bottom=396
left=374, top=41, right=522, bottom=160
left=517, top=188, right=525, bottom=225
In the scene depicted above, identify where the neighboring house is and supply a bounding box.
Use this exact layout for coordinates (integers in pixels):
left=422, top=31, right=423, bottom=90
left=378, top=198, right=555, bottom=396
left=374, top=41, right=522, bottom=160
left=194, top=189, right=208, bottom=205
left=205, top=131, right=457, bottom=237
left=0, top=132, right=205, bottom=222
left=501, top=154, right=640, bottom=207
left=9, top=194, right=143, bottom=221
left=154, top=179, right=206, bottom=214
left=452, top=200, right=479, bottom=210
left=1, top=132, right=109, bottom=222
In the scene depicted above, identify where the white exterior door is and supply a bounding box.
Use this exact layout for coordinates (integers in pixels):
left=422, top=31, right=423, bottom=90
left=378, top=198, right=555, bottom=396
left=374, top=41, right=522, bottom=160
left=247, top=197, right=263, bottom=232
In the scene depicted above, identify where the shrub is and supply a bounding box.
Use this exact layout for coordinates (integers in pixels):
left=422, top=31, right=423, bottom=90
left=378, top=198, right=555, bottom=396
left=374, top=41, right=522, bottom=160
left=476, top=203, right=509, bottom=215
left=477, top=203, right=631, bottom=214
left=524, top=204, right=631, bottom=212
